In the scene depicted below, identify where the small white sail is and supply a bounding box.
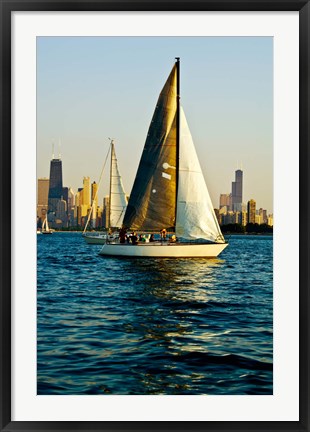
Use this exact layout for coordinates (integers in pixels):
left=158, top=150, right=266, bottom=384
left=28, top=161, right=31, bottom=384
left=176, top=107, right=225, bottom=243
left=42, top=216, right=52, bottom=234
left=110, top=144, right=128, bottom=228
left=42, top=217, right=49, bottom=231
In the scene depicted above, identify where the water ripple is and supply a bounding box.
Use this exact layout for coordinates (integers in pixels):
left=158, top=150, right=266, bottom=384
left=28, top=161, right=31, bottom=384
left=37, top=233, right=273, bottom=395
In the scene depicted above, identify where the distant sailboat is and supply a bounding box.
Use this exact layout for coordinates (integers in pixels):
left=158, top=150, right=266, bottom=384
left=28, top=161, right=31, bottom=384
left=99, top=58, right=228, bottom=258
left=42, top=217, right=53, bottom=234
left=84, top=140, right=128, bottom=244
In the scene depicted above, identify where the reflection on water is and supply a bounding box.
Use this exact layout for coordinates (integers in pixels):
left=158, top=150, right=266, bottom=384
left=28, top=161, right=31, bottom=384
left=37, top=233, right=273, bottom=395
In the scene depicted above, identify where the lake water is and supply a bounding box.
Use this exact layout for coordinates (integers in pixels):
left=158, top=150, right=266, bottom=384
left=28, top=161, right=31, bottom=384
left=37, top=233, right=273, bottom=395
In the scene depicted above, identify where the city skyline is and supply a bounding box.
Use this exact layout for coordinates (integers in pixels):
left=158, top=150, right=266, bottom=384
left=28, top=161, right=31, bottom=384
left=38, top=162, right=273, bottom=229
left=37, top=36, right=273, bottom=212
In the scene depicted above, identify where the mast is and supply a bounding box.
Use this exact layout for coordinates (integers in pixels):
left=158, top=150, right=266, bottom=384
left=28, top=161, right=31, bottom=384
left=175, top=57, right=180, bottom=230
left=108, top=138, right=114, bottom=230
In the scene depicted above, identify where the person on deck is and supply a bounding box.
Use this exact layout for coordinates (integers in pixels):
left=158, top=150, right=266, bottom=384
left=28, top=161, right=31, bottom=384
left=119, top=228, right=127, bottom=244
left=160, top=228, right=167, bottom=241
left=131, top=232, right=138, bottom=245
left=149, top=234, right=155, bottom=242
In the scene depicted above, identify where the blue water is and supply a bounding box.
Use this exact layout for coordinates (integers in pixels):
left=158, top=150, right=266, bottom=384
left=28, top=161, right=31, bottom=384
left=37, top=233, right=273, bottom=395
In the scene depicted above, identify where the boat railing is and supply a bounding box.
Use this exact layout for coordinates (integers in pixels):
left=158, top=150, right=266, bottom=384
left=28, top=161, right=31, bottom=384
left=105, top=234, right=222, bottom=245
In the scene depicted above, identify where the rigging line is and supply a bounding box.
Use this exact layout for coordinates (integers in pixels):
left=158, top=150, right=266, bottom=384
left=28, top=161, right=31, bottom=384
left=83, top=143, right=111, bottom=234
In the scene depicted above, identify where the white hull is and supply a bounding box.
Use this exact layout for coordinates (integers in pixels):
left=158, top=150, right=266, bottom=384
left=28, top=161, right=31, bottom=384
left=99, top=242, right=228, bottom=258
left=84, top=235, right=107, bottom=245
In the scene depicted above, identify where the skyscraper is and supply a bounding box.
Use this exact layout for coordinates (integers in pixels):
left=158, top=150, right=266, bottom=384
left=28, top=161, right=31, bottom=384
left=219, top=193, right=231, bottom=210
left=48, top=158, right=63, bottom=214
left=68, top=187, right=75, bottom=209
left=247, top=199, right=256, bottom=224
left=62, top=186, right=69, bottom=215
left=259, top=208, right=268, bottom=224
left=82, top=176, right=91, bottom=207
left=56, top=198, right=68, bottom=227
left=74, top=189, right=82, bottom=226
left=231, top=169, right=243, bottom=212
left=37, top=178, right=49, bottom=221
left=91, top=181, right=98, bottom=228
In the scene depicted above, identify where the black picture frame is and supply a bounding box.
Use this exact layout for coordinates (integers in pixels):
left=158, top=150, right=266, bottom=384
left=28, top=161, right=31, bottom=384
left=1, top=1, right=309, bottom=431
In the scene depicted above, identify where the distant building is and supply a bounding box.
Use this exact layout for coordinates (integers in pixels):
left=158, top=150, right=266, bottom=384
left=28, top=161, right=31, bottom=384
left=61, top=186, right=69, bottom=221
left=74, top=189, right=82, bottom=225
left=234, top=211, right=242, bottom=224
left=231, top=169, right=243, bottom=212
left=268, top=214, right=273, bottom=226
left=56, top=198, right=68, bottom=227
left=219, top=206, right=228, bottom=215
left=255, top=214, right=262, bottom=225
left=38, top=177, right=49, bottom=206
left=68, top=208, right=75, bottom=227
left=219, top=169, right=243, bottom=213
left=222, top=211, right=236, bottom=225
left=259, top=208, right=268, bottom=224
left=247, top=199, right=256, bottom=224
left=218, top=206, right=227, bottom=225
left=80, top=204, right=89, bottom=226
left=219, top=193, right=231, bottom=210
left=67, top=187, right=75, bottom=226
left=48, top=158, right=63, bottom=215
left=37, top=178, right=49, bottom=222
left=82, top=177, right=91, bottom=207
left=96, top=207, right=103, bottom=228
left=241, top=211, right=247, bottom=226
left=68, top=187, right=75, bottom=209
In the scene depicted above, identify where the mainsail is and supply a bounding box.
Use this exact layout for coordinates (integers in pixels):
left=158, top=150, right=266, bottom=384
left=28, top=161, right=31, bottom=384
left=176, top=108, right=225, bottom=243
left=123, top=65, right=178, bottom=231
left=109, top=143, right=128, bottom=228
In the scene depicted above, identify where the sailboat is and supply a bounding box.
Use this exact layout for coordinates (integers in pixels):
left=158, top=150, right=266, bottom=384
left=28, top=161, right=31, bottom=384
left=99, top=58, right=228, bottom=258
left=42, top=217, right=53, bottom=234
left=84, top=141, right=128, bottom=244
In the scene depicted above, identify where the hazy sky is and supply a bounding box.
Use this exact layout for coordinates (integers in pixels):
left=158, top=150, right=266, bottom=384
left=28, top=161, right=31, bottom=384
left=37, top=36, right=273, bottom=213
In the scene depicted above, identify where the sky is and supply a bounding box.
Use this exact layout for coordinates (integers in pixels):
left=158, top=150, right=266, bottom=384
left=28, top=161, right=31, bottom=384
left=37, top=36, right=273, bottom=214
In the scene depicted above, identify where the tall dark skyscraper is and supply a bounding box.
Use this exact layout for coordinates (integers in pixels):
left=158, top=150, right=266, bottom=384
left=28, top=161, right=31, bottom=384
left=231, top=169, right=243, bottom=212
left=48, top=158, right=63, bottom=214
